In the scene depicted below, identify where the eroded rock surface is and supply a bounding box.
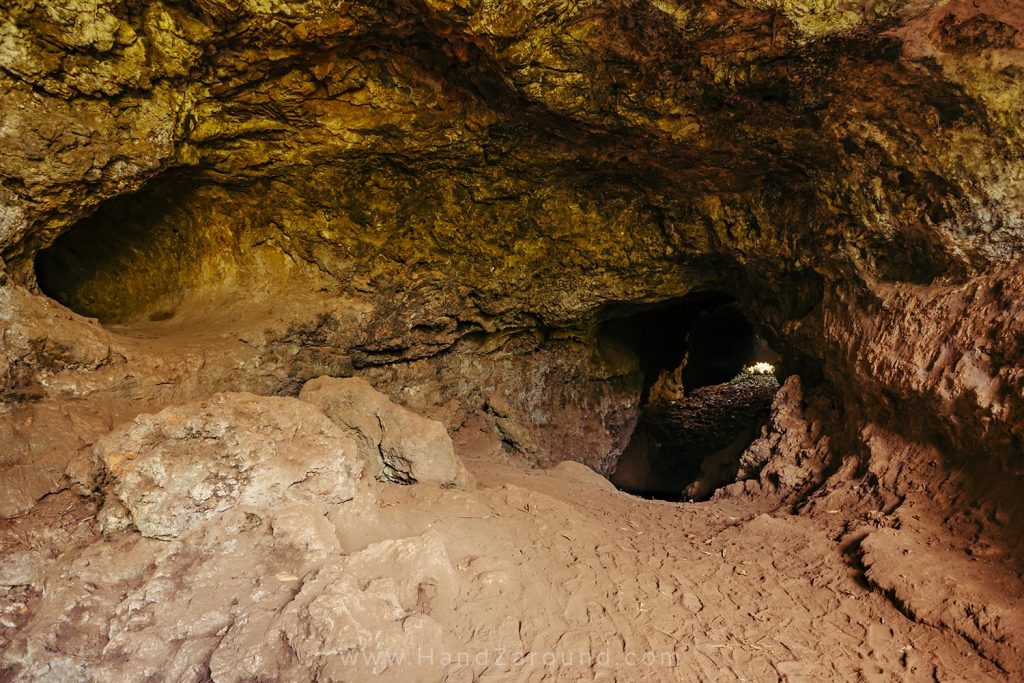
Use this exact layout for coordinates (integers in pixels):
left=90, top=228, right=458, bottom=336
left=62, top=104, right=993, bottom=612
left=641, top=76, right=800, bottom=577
left=612, top=370, right=779, bottom=498
left=95, top=392, right=365, bottom=538
left=300, top=376, right=470, bottom=488
left=2, top=392, right=471, bottom=682
left=1, top=0, right=1023, bottom=679
left=5, top=446, right=1022, bottom=681
left=1, top=0, right=1022, bottom=507
left=728, top=375, right=833, bottom=499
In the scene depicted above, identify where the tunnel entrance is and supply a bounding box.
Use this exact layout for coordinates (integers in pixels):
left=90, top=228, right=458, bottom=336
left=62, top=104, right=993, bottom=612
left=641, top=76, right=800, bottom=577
left=28, top=172, right=293, bottom=330
left=32, top=173, right=224, bottom=325
left=604, top=294, right=780, bottom=501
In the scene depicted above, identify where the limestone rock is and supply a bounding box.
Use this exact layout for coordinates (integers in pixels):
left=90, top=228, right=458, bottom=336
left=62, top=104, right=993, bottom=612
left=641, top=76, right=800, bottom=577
left=1, top=500, right=458, bottom=682
left=94, top=392, right=365, bottom=539
left=300, top=376, right=470, bottom=489
left=362, top=335, right=644, bottom=475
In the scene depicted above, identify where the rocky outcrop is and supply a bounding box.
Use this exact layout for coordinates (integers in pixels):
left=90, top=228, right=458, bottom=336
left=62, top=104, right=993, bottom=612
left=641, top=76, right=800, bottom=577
left=4, top=491, right=458, bottom=682
left=360, top=332, right=644, bottom=474
left=726, top=375, right=833, bottom=500
left=1, top=389, right=477, bottom=681
left=299, top=376, right=470, bottom=488
left=94, top=392, right=366, bottom=538
left=612, top=370, right=778, bottom=498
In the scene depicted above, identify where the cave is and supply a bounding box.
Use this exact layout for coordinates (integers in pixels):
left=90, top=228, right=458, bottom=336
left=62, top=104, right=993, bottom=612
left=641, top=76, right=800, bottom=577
left=32, top=173, right=214, bottom=325
left=2, top=0, right=1024, bottom=680
left=603, top=296, right=781, bottom=500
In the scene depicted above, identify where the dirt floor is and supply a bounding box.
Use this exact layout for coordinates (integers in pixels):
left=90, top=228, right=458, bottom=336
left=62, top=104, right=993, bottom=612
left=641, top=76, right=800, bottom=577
left=395, top=457, right=1009, bottom=681
left=2, top=445, right=1016, bottom=682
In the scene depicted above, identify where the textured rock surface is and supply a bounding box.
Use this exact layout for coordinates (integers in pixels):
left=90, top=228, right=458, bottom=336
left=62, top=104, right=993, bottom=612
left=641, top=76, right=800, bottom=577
left=360, top=332, right=644, bottom=474
left=95, top=392, right=365, bottom=538
left=1, top=0, right=1022, bottom=490
left=0, top=0, right=1020, bottom=498
left=4, top=457, right=1019, bottom=680
left=861, top=516, right=1024, bottom=673
left=2, top=391, right=479, bottom=681
left=612, top=370, right=779, bottom=498
left=1, top=0, right=1023, bottom=677
left=730, top=375, right=833, bottom=498
left=2, top=492, right=459, bottom=682
left=299, top=376, right=470, bottom=488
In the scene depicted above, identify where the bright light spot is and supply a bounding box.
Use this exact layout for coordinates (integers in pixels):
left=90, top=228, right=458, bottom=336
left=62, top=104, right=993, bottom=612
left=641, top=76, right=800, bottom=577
left=743, top=362, right=776, bottom=375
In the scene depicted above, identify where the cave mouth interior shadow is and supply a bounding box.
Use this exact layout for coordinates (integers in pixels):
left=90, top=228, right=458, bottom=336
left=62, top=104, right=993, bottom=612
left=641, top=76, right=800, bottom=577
left=28, top=171, right=276, bottom=332
left=33, top=172, right=211, bottom=326
left=602, top=293, right=780, bottom=501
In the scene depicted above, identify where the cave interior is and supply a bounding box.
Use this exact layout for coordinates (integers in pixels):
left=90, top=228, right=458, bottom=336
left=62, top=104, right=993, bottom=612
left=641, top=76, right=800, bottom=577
left=2, top=0, right=1024, bottom=679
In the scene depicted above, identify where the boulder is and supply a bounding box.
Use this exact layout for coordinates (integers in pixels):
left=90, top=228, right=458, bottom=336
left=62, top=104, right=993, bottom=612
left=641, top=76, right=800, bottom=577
left=300, top=376, right=471, bottom=489
left=547, top=461, right=616, bottom=491
left=93, top=392, right=365, bottom=539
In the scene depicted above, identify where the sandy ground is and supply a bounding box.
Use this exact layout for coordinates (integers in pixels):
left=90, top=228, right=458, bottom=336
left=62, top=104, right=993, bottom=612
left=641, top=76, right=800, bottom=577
left=0, top=447, right=1014, bottom=682
left=368, top=457, right=1006, bottom=681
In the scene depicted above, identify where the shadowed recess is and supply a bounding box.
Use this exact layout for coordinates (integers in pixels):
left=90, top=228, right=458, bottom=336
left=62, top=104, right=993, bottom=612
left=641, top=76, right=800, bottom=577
left=604, top=295, right=780, bottom=500
left=34, top=174, right=242, bottom=325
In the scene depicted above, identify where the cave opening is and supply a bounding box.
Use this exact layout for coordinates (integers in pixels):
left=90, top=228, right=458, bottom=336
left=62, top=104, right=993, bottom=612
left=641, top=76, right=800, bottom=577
left=26, top=171, right=316, bottom=336
left=32, top=173, right=219, bottom=326
left=604, top=293, right=781, bottom=501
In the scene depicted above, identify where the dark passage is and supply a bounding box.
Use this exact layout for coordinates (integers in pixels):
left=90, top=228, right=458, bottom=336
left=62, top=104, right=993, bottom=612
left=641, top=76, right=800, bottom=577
left=33, top=173, right=235, bottom=325
left=603, top=294, right=780, bottom=500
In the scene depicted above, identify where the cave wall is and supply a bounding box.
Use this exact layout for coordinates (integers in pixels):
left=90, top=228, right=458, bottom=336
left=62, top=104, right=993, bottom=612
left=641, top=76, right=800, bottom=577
left=1, top=0, right=1022, bottom=543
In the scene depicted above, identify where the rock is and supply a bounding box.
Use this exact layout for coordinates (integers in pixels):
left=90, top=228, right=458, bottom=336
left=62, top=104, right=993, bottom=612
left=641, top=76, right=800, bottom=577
left=362, top=335, right=644, bottom=475
left=2, top=501, right=459, bottom=682
left=4, top=392, right=464, bottom=682
left=613, top=371, right=778, bottom=498
left=0, top=0, right=1021, bottom=527
left=0, top=551, right=47, bottom=588
left=207, top=531, right=458, bottom=683
left=732, top=376, right=832, bottom=497
left=94, top=393, right=365, bottom=539
left=300, top=376, right=470, bottom=489
left=0, top=0, right=1023, bottom=676
left=682, top=592, right=704, bottom=613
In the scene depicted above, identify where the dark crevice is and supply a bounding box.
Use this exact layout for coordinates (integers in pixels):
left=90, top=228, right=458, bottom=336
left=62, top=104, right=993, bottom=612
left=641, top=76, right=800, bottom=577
left=32, top=170, right=230, bottom=325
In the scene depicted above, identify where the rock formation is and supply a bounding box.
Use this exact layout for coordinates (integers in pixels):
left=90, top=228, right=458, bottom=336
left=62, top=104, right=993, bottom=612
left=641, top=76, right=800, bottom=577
left=300, top=376, right=471, bottom=488
left=1, top=0, right=1023, bottom=679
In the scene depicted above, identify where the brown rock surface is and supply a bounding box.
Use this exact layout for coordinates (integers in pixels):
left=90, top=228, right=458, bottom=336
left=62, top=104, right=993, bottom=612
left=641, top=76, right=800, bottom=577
left=3, top=455, right=1020, bottom=680
left=1, top=0, right=1023, bottom=678
left=94, top=392, right=366, bottom=538
left=300, top=375, right=470, bottom=488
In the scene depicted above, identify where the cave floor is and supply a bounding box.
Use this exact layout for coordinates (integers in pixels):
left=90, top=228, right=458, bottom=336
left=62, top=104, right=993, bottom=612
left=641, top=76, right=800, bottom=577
left=374, top=457, right=1006, bottom=681
left=5, top=452, right=1005, bottom=681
